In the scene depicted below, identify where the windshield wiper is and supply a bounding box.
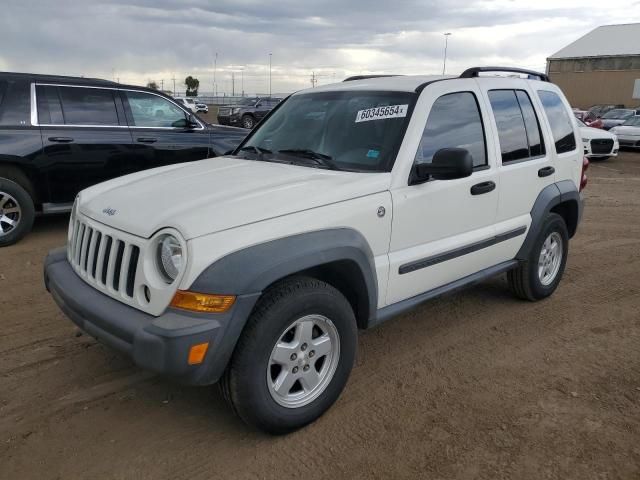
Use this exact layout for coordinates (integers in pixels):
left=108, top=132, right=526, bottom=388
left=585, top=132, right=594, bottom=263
left=277, top=149, right=340, bottom=170
left=238, top=145, right=272, bottom=159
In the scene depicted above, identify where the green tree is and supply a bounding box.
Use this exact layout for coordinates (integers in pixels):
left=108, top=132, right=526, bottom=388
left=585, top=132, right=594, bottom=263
left=184, top=76, right=199, bottom=97
left=146, top=81, right=159, bottom=90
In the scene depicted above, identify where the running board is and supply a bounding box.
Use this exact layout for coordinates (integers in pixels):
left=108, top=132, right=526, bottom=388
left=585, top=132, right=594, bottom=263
left=42, top=202, right=73, bottom=214
left=370, top=260, right=519, bottom=328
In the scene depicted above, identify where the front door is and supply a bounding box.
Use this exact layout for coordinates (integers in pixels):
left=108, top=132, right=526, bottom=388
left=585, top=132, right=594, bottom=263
left=386, top=81, right=501, bottom=306
left=121, top=90, right=210, bottom=169
left=36, top=84, right=134, bottom=204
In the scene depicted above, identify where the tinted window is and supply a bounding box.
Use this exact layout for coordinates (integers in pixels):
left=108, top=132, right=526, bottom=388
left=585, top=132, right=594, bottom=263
left=36, top=85, right=65, bottom=125
left=58, top=87, right=119, bottom=125
left=537, top=90, right=577, bottom=154
left=125, top=91, right=187, bottom=128
left=623, top=116, right=640, bottom=126
left=602, top=109, right=634, bottom=119
left=0, top=80, right=31, bottom=126
left=488, top=90, right=529, bottom=162
left=415, top=92, right=486, bottom=168
left=516, top=90, right=545, bottom=157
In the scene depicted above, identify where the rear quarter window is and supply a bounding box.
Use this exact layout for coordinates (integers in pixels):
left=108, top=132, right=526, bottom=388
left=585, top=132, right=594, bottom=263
left=0, top=80, right=31, bottom=126
left=537, top=90, right=576, bottom=154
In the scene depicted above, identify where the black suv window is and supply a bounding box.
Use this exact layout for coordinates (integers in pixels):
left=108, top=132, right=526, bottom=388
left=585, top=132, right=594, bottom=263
left=537, top=90, right=576, bottom=154
left=0, top=80, right=31, bottom=126
left=488, top=89, right=545, bottom=163
left=58, top=86, right=119, bottom=126
left=36, top=85, right=65, bottom=125
left=415, top=92, right=487, bottom=168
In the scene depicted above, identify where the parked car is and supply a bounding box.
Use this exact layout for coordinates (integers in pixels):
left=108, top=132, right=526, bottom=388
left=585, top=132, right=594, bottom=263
left=588, top=104, right=625, bottom=118
left=217, top=97, right=283, bottom=129
left=174, top=96, right=198, bottom=113
left=600, top=108, right=637, bottom=130
left=610, top=115, right=640, bottom=148
left=0, top=72, right=247, bottom=246
left=196, top=102, right=208, bottom=113
left=578, top=118, right=618, bottom=160
left=45, top=66, right=585, bottom=434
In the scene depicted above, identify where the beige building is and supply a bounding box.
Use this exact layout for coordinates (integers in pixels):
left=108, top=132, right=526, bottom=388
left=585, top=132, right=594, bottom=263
left=547, top=23, right=640, bottom=109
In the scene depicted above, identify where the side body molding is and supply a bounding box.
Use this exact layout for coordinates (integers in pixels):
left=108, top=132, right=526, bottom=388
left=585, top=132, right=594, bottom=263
left=516, top=180, right=582, bottom=260
left=190, top=228, right=379, bottom=324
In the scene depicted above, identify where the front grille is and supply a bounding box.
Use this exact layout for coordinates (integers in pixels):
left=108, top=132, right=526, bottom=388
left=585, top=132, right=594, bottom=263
left=68, top=217, right=140, bottom=299
left=218, top=107, right=231, bottom=116
left=590, top=138, right=614, bottom=154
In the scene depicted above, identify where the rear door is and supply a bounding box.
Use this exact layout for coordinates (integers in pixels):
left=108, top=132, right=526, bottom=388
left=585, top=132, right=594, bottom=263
left=36, top=84, right=135, bottom=204
left=121, top=90, right=210, bottom=169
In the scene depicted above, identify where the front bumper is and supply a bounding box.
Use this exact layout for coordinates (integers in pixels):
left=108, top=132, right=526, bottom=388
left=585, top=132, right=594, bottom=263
left=217, top=114, right=240, bottom=126
left=44, top=248, right=259, bottom=385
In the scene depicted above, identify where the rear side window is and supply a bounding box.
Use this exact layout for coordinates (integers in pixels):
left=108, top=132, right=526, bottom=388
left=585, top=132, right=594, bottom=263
left=537, top=90, right=576, bottom=154
left=58, top=86, right=119, bottom=126
left=36, top=85, right=65, bottom=125
left=415, top=91, right=487, bottom=168
left=124, top=91, right=187, bottom=128
left=0, top=80, right=31, bottom=126
left=489, top=90, right=546, bottom=163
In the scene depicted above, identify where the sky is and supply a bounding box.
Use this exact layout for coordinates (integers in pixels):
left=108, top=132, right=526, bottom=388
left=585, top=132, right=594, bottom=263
left=1, top=0, right=639, bottom=96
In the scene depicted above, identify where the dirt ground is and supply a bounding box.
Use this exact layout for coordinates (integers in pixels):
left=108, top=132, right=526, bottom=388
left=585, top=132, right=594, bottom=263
left=1, top=152, right=640, bottom=480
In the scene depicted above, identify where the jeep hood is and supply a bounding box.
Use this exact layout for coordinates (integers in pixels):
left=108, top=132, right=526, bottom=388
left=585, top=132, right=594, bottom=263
left=79, top=156, right=391, bottom=240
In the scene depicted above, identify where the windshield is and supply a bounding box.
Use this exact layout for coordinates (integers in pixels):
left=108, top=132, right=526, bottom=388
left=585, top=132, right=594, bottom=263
left=240, top=97, right=260, bottom=106
left=622, top=116, right=640, bottom=126
left=239, top=90, right=416, bottom=172
left=602, top=109, right=634, bottom=119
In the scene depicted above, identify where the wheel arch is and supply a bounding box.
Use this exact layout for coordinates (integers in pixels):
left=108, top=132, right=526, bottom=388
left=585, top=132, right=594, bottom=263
left=189, top=229, right=378, bottom=329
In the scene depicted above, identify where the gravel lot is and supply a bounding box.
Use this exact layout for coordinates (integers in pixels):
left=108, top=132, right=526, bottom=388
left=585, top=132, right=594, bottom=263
left=1, top=151, right=639, bottom=479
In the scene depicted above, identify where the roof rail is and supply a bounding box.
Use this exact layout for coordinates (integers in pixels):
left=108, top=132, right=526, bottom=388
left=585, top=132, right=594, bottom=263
left=343, top=74, right=402, bottom=82
left=460, top=67, right=550, bottom=82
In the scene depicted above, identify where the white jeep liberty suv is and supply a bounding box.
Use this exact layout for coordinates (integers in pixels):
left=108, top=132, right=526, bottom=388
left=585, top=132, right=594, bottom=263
left=45, top=67, right=587, bottom=434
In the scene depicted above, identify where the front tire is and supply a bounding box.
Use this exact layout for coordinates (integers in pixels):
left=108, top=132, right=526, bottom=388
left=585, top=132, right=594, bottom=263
left=0, top=174, right=35, bottom=247
left=221, top=276, right=357, bottom=434
left=508, top=213, right=569, bottom=301
left=241, top=114, right=255, bottom=129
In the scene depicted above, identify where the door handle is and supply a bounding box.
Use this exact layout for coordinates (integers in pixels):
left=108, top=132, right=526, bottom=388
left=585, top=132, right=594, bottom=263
left=48, top=136, right=74, bottom=143
left=470, top=181, right=496, bottom=195
left=136, top=137, right=158, bottom=143
left=538, top=166, right=555, bottom=177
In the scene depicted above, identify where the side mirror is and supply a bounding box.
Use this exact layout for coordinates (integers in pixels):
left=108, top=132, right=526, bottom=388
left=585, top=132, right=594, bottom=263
left=413, top=148, right=473, bottom=183
left=171, top=116, right=199, bottom=129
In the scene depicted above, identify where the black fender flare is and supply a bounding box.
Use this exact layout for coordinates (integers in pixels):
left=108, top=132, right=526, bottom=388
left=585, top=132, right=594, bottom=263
left=190, top=228, right=379, bottom=322
left=516, top=180, right=582, bottom=260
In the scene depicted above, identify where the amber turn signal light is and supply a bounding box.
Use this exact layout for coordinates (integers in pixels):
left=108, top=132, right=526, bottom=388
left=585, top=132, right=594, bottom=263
left=170, top=290, right=236, bottom=313
left=188, top=342, right=209, bottom=365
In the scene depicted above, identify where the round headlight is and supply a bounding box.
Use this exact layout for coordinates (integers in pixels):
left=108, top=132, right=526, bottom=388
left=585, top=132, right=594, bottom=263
left=157, top=234, right=183, bottom=283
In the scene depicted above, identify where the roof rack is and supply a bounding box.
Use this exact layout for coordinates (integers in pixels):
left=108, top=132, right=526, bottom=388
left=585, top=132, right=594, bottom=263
left=460, top=67, right=550, bottom=82
left=343, top=74, right=402, bottom=82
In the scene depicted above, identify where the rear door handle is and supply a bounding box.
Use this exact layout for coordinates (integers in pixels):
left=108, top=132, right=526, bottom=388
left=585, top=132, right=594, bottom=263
left=538, top=166, right=555, bottom=177
left=136, top=137, right=158, bottom=143
left=48, top=136, right=74, bottom=143
left=470, top=181, right=496, bottom=195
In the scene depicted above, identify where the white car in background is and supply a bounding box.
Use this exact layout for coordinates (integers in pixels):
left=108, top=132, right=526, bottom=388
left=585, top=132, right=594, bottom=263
left=610, top=116, right=640, bottom=149
left=578, top=118, right=619, bottom=160
left=174, top=96, right=198, bottom=113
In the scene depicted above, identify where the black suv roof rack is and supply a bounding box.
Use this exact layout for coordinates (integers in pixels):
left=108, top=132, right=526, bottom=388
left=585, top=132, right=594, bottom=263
left=460, top=66, right=550, bottom=82
left=343, top=74, right=402, bottom=82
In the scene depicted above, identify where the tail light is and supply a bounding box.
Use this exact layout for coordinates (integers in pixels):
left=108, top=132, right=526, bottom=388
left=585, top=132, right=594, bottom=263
left=580, top=156, right=589, bottom=191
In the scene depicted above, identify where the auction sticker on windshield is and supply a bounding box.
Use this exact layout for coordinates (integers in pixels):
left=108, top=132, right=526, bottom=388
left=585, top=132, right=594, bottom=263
left=355, top=104, right=408, bottom=123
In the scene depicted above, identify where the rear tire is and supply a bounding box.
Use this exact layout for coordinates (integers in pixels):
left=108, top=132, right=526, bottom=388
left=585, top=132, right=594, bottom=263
left=221, top=276, right=357, bottom=434
left=508, top=213, right=569, bottom=301
left=0, top=170, right=35, bottom=247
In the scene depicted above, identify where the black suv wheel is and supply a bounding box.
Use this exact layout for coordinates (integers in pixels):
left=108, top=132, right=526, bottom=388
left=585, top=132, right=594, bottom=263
left=0, top=169, right=35, bottom=247
left=221, top=276, right=357, bottom=434
left=241, top=114, right=255, bottom=129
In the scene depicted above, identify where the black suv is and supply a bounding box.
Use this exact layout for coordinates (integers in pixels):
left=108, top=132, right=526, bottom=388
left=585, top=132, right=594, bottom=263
left=0, top=72, right=247, bottom=246
left=217, top=97, right=282, bottom=129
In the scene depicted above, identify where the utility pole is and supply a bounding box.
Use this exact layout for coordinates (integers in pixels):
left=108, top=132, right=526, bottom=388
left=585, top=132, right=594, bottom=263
left=269, top=53, right=272, bottom=97
left=442, top=32, right=452, bottom=75
left=213, top=52, right=218, bottom=97
left=231, top=71, right=235, bottom=96
left=161, top=79, right=164, bottom=91
left=241, top=68, right=244, bottom=97
left=172, top=75, right=176, bottom=96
